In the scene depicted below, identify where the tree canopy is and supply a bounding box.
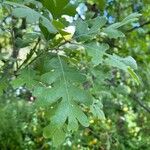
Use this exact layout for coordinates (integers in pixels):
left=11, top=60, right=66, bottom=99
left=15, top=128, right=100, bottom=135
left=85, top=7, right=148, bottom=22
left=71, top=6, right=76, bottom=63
left=0, top=0, right=150, bottom=149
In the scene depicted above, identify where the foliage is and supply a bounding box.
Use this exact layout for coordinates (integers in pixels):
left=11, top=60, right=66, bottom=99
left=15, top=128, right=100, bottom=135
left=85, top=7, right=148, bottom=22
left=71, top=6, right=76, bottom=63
left=0, top=0, right=150, bottom=149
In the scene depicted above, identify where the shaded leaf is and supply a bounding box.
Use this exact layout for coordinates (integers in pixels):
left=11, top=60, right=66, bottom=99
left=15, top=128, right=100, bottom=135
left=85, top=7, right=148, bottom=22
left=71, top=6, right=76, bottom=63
left=84, top=42, right=109, bottom=66
left=75, top=16, right=107, bottom=41
left=40, top=0, right=76, bottom=19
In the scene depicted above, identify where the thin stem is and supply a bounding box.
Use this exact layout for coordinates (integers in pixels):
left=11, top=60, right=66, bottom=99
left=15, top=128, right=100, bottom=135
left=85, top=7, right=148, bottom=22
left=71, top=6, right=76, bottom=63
left=17, top=37, right=41, bottom=70
left=133, top=96, right=150, bottom=113
left=126, top=20, right=150, bottom=33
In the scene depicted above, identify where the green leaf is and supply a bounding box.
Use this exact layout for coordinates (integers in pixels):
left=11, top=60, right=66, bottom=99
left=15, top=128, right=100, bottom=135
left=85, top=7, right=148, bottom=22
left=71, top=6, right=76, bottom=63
left=52, top=128, right=66, bottom=147
left=52, top=20, right=72, bottom=39
left=6, top=1, right=57, bottom=33
left=90, top=99, right=105, bottom=120
left=123, top=56, right=138, bottom=70
left=127, top=67, right=140, bottom=85
left=12, top=7, right=40, bottom=23
left=88, top=16, right=107, bottom=31
left=103, top=28, right=125, bottom=39
left=74, top=16, right=107, bottom=41
left=41, top=92, right=89, bottom=146
left=12, top=7, right=57, bottom=33
left=96, top=0, right=106, bottom=11
left=0, top=77, right=8, bottom=96
left=39, top=21, right=56, bottom=40
left=40, top=0, right=76, bottom=19
left=43, top=124, right=66, bottom=147
left=15, top=32, right=39, bottom=48
left=33, top=56, right=92, bottom=144
left=40, top=17, right=57, bottom=34
left=84, top=42, right=109, bottom=66
left=50, top=101, right=89, bottom=130
left=0, top=52, right=8, bottom=60
left=107, top=13, right=141, bottom=29
left=11, top=68, right=39, bottom=89
left=105, top=54, right=137, bottom=71
left=105, top=54, right=139, bottom=84
left=103, top=13, right=141, bottom=39
left=121, top=13, right=142, bottom=25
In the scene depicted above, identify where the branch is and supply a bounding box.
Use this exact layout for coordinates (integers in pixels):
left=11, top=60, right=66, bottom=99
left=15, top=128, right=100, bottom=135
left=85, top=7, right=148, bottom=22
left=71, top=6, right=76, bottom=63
left=11, top=16, right=18, bottom=59
left=20, top=40, right=69, bottom=71
left=132, top=95, right=150, bottom=113
left=17, top=37, right=41, bottom=71
left=127, top=20, right=150, bottom=33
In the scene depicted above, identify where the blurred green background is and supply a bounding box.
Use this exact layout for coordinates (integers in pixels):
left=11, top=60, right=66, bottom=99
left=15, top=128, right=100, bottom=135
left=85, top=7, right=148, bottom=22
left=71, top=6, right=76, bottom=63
left=0, top=0, right=150, bottom=149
